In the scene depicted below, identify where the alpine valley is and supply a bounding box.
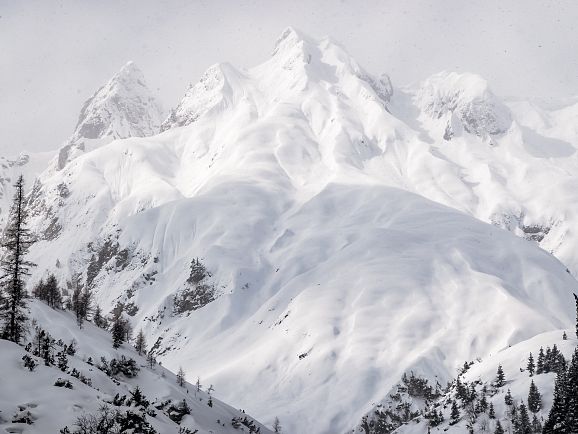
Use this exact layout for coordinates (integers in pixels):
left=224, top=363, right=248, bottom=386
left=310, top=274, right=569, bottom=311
left=2, top=28, right=578, bottom=434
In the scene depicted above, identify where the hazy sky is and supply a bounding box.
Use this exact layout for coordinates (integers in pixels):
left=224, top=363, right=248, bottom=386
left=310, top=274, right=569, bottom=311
left=1, top=0, right=577, bottom=155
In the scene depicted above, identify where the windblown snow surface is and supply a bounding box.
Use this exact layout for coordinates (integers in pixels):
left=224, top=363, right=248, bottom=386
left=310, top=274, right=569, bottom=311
left=7, top=27, right=578, bottom=432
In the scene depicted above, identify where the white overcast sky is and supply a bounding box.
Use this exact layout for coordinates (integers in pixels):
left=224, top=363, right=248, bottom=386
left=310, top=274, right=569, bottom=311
left=1, top=0, right=577, bottom=155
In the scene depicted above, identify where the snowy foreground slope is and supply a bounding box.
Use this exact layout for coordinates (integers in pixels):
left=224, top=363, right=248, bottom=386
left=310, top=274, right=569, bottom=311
left=9, top=28, right=578, bottom=432
left=0, top=300, right=272, bottom=434
left=393, top=330, right=577, bottom=434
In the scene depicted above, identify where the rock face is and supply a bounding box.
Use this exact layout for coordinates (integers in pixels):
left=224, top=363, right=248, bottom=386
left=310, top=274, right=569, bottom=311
left=57, top=61, right=163, bottom=169
left=416, top=71, right=512, bottom=138
left=0, top=151, right=55, bottom=225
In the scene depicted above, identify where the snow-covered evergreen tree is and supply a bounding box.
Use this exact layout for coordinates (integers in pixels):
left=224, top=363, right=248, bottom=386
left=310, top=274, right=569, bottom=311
left=526, top=352, right=535, bottom=376
left=273, top=416, right=282, bottom=433
left=495, top=364, right=506, bottom=387
left=450, top=401, right=460, bottom=423
left=0, top=175, right=34, bottom=343
left=543, top=371, right=567, bottom=433
left=494, top=419, right=504, bottom=434
left=566, top=347, right=578, bottom=432
left=134, top=329, right=146, bottom=355
left=536, top=347, right=545, bottom=374
left=93, top=304, right=107, bottom=328
left=527, top=379, right=541, bottom=413
left=176, top=366, right=186, bottom=387
left=112, top=317, right=125, bottom=348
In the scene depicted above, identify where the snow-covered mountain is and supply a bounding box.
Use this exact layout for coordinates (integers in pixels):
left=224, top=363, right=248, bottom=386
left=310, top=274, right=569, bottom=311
left=55, top=61, right=164, bottom=170
left=0, top=61, right=162, bottom=224
left=0, top=300, right=272, bottom=433
left=8, top=27, right=578, bottom=433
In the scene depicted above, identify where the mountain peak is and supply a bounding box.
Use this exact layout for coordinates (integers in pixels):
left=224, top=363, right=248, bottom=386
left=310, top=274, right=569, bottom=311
left=55, top=62, right=164, bottom=170
left=159, top=62, right=244, bottom=132
left=416, top=71, right=512, bottom=138
left=71, top=61, right=163, bottom=142
left=271, top=26, right=309, bottom=57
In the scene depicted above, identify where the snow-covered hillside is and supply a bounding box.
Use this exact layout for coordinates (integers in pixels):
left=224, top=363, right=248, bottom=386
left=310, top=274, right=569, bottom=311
left=392, top=329, right=577, bottom=434
left=7, top=27, right=578, bottom=433
left=0, top=300, right=272, bottom=434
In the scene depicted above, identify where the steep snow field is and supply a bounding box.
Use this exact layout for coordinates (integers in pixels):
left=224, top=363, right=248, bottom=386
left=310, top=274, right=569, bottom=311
left=3, top=27, right=578, bottom=432
left=0, top=300, right=272, bottom=433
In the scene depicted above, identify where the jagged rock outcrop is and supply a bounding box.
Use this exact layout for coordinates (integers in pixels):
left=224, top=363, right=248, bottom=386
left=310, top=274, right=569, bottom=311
left=57, top=61, right=163, bottom=169
left=416, top=71, right=512, bottom=138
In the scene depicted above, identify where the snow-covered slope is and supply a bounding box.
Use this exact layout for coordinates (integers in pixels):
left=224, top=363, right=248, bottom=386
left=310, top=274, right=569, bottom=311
left=0, top=300, right=272, bottom=434
left=16, top=27, right=578, bottom=433
left=393, top=329, right=577, bottom=434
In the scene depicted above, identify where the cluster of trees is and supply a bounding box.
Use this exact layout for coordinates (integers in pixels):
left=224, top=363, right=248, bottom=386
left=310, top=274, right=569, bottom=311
left=526, top=345, right=568, bottom=377
left=543, top=347, right=578, bottom=433
left=0, top=176, right=150, bottom=357
left=32, top=275, right=62, bottom=308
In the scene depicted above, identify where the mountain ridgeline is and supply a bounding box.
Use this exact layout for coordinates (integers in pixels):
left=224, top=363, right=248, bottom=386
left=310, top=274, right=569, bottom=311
left=1, top=27, right=578, bottom=433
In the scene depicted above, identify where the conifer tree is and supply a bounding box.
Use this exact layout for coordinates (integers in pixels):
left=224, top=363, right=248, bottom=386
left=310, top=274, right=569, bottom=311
left=488, top=402, right=496, bottom=419
left=543, top=371, right=568, bottom=433
left=57, top=351, right=68, bottom=372
left=134, top=329, right=146, bottom=355
left=530, top=414, right=541, bottom=433
left=450, top=401, right=460, bottom=423
left=32, top=278, right=45, bottom=299
left=536, top=347, right=545, bottom=374
left=504, top=389, right=513, bottom=406
left=494, top=419, right=504, bottom=434
left=112, top=317, right=125, bottom=348
left=479, top=394, right=489, bottom=412
left=563, top=331, right=568, bottom=340
left=72, top=287, right=82, bottom=327
left=93, top=305, right=106, bottom=328
left=495, top=364, right=505, bottom=388
left=456, top=377, right=468, bottom=401
left=273, top=416, right=282, bottom=433
left=527, top=353, right=535, bottom=377
left=566, top=347, right=578, bottom=432
left=515, top=403, right=531, bottom=434
left=527, top=380, right=541, bottom=413
left=574, top=293, right=578, bottom=338
left=146, top=350, right=156, bottom=369
left=44, top=274, right=62, bottom=309
left=0, top=175, right=35, bottom=343
left=41, top=331, right=54, bottom=366
left=177, top=366, right=186, bottom=387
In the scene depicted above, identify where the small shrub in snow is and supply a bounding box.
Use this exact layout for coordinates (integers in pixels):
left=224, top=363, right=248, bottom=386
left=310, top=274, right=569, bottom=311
left=65, top=404, right=157, bottom=433
left=54, top=378, right=73, bottom=389
left=99, top=355, right=139, bottom=378
left=22, top=354, right=37, bottom=371
left=167, top=399, right=191, bottom=424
